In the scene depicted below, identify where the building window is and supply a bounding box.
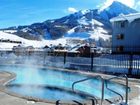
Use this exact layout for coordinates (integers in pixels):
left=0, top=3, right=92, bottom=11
left=115, top=22, right=119, bottom=27
left=120, top=21, right=125, bottom=28
left=116, top=46, right=124, bottom=52
left=117, top=34, right=124, bottom=40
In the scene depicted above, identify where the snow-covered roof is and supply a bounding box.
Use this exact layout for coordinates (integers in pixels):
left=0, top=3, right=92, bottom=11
left=110, top=13, right=140, bottom=22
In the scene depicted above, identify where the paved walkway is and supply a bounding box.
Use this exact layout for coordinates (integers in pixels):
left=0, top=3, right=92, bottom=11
left=0, top=92, right=53, bottom=105
left=129, top=85, right=140, bottom=105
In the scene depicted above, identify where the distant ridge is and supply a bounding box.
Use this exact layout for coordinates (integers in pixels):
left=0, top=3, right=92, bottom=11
left=2, top=1, right=138, bottom=43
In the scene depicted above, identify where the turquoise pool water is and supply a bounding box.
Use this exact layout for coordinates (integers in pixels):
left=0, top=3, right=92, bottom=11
left=0, top=65, right=127, bottom=102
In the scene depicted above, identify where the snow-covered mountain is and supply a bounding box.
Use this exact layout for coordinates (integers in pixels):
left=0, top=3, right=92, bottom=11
left=99, top=1, right=137, bottom=21
left=1, top=1, right=138, bottom=47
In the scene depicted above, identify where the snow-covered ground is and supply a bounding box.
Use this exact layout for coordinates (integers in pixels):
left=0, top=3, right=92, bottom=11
left=2, top=30, right=17, bottom=33
left=129, top=85, right=140, bottom=105
left=0, top=31, right=67, bottom=50
left=66, top=19, right=111, bottom=39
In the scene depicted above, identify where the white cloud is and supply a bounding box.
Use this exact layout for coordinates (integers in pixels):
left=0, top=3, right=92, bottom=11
left=134, top=1, right=140, bottom=10
left=117, top=0, right=135, bottom=7
left=100, top=0, right=135, bottom=11
left=68, top=7, right=78, bottom=13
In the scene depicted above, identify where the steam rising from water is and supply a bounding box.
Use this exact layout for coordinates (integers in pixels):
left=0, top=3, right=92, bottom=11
left=5, top=55, right=89, bottom=101
left=5, top=53, right=85, bottom=101
left=0, top=52, right=128, bottom=101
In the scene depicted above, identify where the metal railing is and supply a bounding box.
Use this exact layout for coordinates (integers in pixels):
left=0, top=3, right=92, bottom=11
left=105, top=80, right=124, bottom=102
left=56, top=99, right=96, bottom=105
left=105, top=75, right=128, bottom=104
left=72, top=75, right=104, bottom=105
left=71, top=75, right=129, bottom=105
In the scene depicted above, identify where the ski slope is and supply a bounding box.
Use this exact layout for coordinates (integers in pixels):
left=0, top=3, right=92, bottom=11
left=0, top=31, right=67, bottom=50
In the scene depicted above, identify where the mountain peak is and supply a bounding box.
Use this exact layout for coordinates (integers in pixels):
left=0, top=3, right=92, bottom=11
left=111, top=1, right=123, bottom=5
left=98, top=1, right=137, bottom=20
left=110, top=1, right=135, bottom=9
left=99, top=1, right=137, bottom=12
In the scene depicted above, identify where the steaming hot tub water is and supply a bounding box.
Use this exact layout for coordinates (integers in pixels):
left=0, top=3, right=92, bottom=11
left=0, top=65, right=128, bottom=102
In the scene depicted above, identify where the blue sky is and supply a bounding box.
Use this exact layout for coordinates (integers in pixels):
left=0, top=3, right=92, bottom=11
left=0, top=0, right=139, bottom=28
